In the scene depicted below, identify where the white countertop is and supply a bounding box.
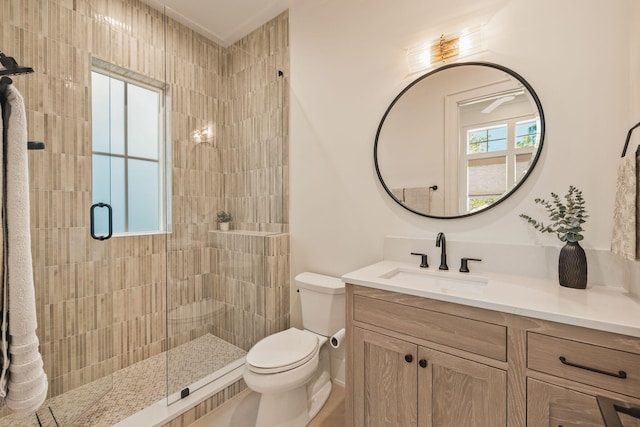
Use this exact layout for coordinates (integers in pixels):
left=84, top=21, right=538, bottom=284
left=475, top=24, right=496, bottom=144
left=342, top=261, right=640, bottom=338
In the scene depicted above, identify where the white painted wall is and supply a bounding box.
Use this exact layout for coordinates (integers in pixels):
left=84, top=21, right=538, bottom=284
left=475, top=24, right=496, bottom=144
left=289, top=0, right=638, bottom=328
left=626, top=0, right=640, bottom=294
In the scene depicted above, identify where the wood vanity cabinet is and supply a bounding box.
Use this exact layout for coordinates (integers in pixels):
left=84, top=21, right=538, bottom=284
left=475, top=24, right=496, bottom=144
left=348, top=285, right=508, bottom=426
left=345, top=284, right=640, bottom=427
left=352, top=327, right=506, bottom=426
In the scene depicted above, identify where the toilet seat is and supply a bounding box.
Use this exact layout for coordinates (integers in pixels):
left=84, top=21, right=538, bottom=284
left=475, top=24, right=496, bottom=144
left=246, top=328, right=319, bottom=374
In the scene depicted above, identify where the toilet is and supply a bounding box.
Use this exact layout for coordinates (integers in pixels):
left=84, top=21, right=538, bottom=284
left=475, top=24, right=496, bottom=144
left=243, top=272, right=345, bottom=427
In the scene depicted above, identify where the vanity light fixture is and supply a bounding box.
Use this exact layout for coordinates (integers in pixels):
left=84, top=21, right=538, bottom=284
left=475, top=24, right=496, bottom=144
left=407, top=25, right=484, bottom=74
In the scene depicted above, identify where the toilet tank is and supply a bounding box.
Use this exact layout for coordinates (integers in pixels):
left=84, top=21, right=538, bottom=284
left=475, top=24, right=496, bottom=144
left=295, top=272, right=345, bottom=336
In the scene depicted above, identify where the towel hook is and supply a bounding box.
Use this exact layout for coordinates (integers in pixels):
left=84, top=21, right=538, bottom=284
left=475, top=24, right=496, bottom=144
left=621, top=121, right=640, bottom=158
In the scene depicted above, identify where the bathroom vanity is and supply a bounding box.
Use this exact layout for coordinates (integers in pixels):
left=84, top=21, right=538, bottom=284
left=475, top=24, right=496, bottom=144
left=343, top=261, right=640, bottom=427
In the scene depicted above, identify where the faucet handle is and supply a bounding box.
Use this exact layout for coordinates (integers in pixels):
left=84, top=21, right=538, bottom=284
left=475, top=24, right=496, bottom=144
left=410, top=252, right=429, bottom=268
left=459, top=258, right=482, bottom=273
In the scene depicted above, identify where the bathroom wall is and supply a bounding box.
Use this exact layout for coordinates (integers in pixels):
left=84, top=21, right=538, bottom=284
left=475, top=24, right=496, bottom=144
left=223, top=14, right=289, bottom=233
left=628, top=1, right=640, bottom=295
left=209, top=231, right=290, bottom=351
left=289, top=0, right=640, bottom=325
left=0, top=0, right=289, bottom=414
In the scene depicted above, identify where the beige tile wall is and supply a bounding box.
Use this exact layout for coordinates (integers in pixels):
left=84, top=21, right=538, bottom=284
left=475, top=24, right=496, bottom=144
left=223, top=12, right=289, bottom=234
left=0, top=0, right=289, bottom=419
left=207, top=231, right=290, bottom=351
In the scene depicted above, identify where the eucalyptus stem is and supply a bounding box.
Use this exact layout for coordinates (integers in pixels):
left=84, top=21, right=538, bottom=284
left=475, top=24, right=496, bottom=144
left=519, top=185, right=588, bottom=243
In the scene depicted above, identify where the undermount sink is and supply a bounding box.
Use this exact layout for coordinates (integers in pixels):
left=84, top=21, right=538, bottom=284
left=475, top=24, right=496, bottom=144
left=379, top=267, right=488, bottom=293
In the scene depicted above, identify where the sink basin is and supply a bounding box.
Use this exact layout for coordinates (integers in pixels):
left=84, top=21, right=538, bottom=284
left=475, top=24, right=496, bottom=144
left=379, top=267, right=488, bottom=293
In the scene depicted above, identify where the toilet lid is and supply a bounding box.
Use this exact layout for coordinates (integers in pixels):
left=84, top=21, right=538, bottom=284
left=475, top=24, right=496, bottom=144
left=246, top=328, right=319, bottom=374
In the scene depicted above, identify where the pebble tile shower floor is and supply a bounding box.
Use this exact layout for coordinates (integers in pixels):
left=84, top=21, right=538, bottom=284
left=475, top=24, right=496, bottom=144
left=0, top=334, right=246, bottom=427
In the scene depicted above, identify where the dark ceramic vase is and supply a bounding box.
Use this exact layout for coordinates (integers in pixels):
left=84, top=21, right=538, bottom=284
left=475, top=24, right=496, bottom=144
left=558, top=241, right=587, bottom=289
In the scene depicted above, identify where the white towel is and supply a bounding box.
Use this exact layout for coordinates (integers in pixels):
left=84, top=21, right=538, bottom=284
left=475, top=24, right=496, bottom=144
left=1, top=82, right=48, bottom=413
left=611, top=152, right=640, bottom=260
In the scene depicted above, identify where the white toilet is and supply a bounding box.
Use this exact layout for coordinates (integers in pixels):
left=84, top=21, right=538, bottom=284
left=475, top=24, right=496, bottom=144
left=243, top=272, right=345, bottom=427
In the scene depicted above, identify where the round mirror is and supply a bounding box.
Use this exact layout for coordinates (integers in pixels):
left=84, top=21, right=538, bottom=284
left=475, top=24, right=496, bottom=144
left=375, top=62, right=545, bottom=219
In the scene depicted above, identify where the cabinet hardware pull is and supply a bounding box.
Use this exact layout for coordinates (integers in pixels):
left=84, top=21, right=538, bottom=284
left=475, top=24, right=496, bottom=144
left=404, top=354, right=413, bottom=363
left=419, top=359, right=427, bottom=368
left=559, top=356, right=627, bottom=379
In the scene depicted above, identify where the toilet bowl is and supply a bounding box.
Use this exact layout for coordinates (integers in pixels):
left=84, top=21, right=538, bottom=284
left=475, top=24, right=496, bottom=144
left=242, top=272, right=345, bottom=427
left=244, top=327, right=323, bottom=394
left=243, top=329, right=328, bottom=427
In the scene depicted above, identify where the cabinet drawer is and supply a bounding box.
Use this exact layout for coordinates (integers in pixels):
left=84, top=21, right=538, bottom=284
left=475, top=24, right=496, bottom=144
left=528, top=332, right=640, bottom=397
left=353, top=294, right=507, bottom=361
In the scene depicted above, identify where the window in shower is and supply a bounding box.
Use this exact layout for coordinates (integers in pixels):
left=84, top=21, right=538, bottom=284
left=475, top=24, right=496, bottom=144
left=91, top=68, right=169, bottom=234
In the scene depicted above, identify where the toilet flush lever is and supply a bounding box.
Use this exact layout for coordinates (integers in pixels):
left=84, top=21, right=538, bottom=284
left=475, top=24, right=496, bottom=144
left=410, top=252, right=429, bottom=268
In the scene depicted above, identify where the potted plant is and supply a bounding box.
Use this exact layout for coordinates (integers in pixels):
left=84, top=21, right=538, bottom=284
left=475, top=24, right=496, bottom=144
left=216, top=210, right=232, bottom=231
left=520, top=185, right=589, bottom=289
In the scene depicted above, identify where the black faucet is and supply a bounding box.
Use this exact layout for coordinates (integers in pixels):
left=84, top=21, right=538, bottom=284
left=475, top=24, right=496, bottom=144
left=435, top=232, right=448, bottom=270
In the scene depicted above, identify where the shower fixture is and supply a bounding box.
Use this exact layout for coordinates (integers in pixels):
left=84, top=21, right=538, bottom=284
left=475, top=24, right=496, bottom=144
left=191, top=125, right=217, bottom=148
left=0, top=52, right=34, bottom=77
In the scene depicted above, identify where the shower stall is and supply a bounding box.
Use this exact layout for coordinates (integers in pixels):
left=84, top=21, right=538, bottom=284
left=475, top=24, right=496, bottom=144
left=0, top=0, right=289, bottom=425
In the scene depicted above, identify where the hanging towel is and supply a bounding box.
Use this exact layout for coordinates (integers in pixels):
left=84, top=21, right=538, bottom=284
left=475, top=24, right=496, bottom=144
left=0, top=82, right=6, bottom=403
left=611, top=150, right=640, bottom=260
left=0, top=82, right=47, bottom=413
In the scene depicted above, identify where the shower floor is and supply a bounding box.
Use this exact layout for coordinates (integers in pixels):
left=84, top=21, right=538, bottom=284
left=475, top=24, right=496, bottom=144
left=0, top=334, right=246, bottom=427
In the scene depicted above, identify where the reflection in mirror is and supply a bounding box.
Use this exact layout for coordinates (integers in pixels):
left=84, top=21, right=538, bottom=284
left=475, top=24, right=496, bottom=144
left=375, top=62, right=544, bottom=219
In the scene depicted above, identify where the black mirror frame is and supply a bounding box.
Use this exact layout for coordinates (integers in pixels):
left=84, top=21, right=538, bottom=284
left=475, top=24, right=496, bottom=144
left=374, top=61, right=545, bottom=219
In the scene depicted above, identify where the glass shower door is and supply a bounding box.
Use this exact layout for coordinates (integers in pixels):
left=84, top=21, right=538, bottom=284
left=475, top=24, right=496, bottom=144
left=30, top=3, right=117, bottom=424
left=163, top=7, right=290, bottom=402
left=33, top=46, right=119, bottom=427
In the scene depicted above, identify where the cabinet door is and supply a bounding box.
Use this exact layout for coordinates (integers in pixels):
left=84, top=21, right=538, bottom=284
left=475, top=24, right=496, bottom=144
left=353, top=327, right=418, bottom=427
left=418, top=347, right=507, bottom=427
left=528, top=378, right=605, bottom=427
left=527, top=378, right=640, bottom=427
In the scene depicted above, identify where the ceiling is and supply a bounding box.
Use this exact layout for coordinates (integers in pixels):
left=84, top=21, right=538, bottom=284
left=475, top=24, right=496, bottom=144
left=141, top=0, right=290, bottom=47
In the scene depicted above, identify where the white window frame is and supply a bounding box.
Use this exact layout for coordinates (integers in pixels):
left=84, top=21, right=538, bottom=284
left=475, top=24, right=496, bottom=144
left=460, top=115, right=539, bottom=212
left=91, top=64, right=170, bottom=236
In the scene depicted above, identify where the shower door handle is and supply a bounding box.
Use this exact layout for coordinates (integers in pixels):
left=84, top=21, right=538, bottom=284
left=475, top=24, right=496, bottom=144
left=90, top=202, right=113, bottom=241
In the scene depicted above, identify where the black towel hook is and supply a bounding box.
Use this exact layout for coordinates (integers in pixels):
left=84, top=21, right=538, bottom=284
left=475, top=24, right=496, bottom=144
left=621, top=121, right=640, bottom=158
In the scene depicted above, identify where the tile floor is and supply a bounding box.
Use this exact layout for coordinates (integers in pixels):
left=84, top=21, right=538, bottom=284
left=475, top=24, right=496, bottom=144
left=190, top=384, right=345, bottom=427
left=0, top=334, right=246, bottom=427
